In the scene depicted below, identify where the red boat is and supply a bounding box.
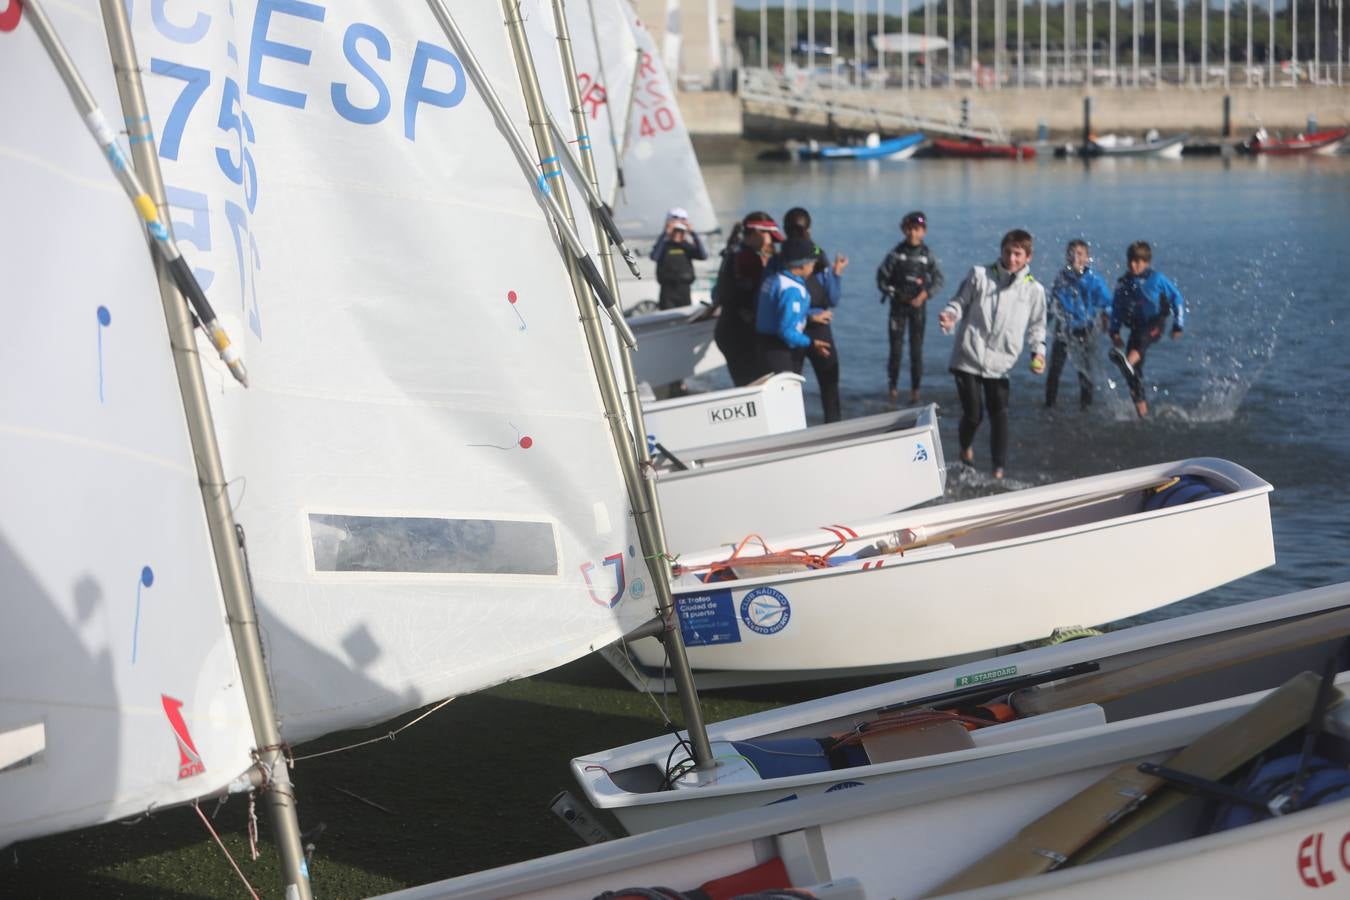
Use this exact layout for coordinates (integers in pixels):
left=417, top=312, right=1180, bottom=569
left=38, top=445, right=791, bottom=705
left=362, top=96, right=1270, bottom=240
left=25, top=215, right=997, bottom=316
left=1243, top=126, right=1348, bottom=155
left=932, top=137, right=1036, bottom=160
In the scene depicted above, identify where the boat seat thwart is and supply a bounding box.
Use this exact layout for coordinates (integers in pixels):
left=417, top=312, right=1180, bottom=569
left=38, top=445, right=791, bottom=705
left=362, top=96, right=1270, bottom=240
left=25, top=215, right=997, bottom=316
left=926, top=671, right=1338, bottom=896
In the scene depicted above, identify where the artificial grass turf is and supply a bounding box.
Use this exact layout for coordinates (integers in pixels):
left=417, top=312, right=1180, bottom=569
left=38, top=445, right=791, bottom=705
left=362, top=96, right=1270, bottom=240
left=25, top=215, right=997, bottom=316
left=1, top=654, right=813, bottom=898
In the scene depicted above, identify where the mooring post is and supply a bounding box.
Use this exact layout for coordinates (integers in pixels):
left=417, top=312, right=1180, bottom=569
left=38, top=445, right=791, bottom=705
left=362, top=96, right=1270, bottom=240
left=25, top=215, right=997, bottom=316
left=1222, top=94, right=1232, bottom=137
left=1082, top=95, right=1093, bottom=147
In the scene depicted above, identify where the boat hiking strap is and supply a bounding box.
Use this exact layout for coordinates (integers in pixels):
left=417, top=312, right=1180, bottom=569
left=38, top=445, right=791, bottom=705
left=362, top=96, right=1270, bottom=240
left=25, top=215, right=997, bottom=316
left=674, top=533, right=846, bottom=579
left=891, top=477, right=1179, bottom=556
left=1012, top=605, right=1350, bottom=716
left=925, top=671, right=1336, bottom=896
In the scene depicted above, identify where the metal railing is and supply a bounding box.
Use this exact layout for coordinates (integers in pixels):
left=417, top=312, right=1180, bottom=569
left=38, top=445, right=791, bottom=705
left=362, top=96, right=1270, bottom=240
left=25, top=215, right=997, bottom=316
left=739, top=66, right=1009, bottom=141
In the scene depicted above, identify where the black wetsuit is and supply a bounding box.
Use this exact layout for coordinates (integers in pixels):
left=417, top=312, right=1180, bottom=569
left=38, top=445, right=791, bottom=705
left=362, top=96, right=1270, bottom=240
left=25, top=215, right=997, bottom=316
left=802, top=253, right=841, bottom=423
left=876, top=241, right=944, bottom=394
left=714, top=246, right=770, bottom=386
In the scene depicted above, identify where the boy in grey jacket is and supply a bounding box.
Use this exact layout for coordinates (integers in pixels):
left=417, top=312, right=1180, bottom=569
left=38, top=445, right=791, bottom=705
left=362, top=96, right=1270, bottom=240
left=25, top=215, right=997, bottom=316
left=938, top=229, right=1048, bottom=480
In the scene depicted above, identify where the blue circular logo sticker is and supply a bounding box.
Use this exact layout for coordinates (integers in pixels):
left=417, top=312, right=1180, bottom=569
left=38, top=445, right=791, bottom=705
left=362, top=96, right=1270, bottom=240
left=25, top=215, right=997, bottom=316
left=629, top=578, right=647, bottom=600
left=740, top=587, right=791, bottom=635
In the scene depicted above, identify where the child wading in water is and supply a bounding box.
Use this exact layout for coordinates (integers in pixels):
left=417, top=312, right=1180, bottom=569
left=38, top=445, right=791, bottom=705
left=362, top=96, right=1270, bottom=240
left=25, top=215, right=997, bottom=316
left=938, top=229, right=1047, bottom=480
left=876, top=210, right=944, bottom=405
left=1045, top=239, right=1112, bottom=409
left=1108, top=241, right=1187, bottom=418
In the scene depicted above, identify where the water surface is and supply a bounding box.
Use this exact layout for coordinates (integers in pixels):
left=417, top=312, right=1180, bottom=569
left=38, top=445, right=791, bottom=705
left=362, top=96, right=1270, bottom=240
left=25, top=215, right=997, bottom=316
left=700, top=154, right=1350, bottom=611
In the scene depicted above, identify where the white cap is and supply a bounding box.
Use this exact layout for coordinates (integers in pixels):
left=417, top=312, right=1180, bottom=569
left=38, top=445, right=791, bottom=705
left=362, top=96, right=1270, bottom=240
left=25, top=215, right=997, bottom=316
left=666, top=207, right=689, bottom=220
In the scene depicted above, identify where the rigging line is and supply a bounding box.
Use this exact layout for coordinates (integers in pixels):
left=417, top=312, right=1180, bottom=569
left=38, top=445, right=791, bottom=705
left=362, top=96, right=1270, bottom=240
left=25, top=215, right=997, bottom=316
left=618, top=637, right=678, bottom=725
left=193, top=800, right=261, bottom=900
left=291, top=697, right=456, bottom=763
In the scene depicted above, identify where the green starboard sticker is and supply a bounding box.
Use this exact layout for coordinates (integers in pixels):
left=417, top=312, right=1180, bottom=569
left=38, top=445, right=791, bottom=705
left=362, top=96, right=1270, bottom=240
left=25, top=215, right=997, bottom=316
left=954, top=665, right=1017, bottom=688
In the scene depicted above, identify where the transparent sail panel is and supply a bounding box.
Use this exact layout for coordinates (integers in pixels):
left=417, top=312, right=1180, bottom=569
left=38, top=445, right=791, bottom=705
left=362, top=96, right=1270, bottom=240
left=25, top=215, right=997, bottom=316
left=310, top=514, right=558, bottom=576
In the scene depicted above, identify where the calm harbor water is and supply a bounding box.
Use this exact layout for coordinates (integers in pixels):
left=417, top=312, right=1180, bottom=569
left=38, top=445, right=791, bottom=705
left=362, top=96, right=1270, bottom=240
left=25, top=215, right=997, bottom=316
left=701, top=153, right=1350, bottom=613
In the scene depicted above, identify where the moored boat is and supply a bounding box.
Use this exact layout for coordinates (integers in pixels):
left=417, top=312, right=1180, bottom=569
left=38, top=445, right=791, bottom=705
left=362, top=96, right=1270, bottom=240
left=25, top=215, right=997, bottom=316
left=1242, top=126, right=1348, bottom=155
left=933, top=136, right=1036, bottom=159
left=653, top=404, right=945, bottom=553
left=395, top=582, right=1350, bottom=899
left=798, top=132, right=925, bottom=160
left=1083, top=131, right=1188, bottom=159
left=642, top=373, right=807, bottom=453
left=624, top=457, right=1272, bottom=690
left=625, top=306, right=726, bottom=386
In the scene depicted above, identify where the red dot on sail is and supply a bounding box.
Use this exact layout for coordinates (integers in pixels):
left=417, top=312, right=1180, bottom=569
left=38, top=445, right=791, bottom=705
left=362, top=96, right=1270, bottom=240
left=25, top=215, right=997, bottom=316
left=518, top=436, right=533, bottom=449
left=508, top=291, right=518, bottom=304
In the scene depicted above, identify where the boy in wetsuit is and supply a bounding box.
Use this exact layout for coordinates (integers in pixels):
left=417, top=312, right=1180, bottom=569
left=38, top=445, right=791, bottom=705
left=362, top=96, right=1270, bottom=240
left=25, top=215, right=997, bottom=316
left=1108, top=241, right=1187, bottom=418
left=1045, top=239, right=1112, bottom=409
left=649, top=207, right=708, bottom=309
left=937, top=229, right=1047, bottom=481
left=766, top=207, right=849, bottom=422
left=876, top=211, right=944, bottom=405
left=755, top=237, right=833, bottom=376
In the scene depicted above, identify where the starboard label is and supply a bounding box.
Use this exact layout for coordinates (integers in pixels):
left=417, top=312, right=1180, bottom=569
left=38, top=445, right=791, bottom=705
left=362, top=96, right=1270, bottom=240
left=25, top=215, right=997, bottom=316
left=954, top=665, right=1017, bottom=688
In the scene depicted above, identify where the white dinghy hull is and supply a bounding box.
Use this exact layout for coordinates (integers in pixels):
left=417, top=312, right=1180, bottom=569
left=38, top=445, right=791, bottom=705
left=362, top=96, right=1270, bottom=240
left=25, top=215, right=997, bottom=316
left=630, top=457, right=1272, bottom=688
left=642, top=373, right=807, bottom=452
left=594, top=537, right=1295, bottom=836
left=389, top=583, right=1350, bottom=900
left=627, top=307, right=725, bottom=386
left=654, top=405, right=946, bottom=553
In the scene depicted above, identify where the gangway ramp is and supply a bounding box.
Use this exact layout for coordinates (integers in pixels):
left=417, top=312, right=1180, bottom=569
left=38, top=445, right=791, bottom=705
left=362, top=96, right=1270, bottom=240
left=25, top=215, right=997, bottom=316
left=739, top=68, right=1009, bottom=144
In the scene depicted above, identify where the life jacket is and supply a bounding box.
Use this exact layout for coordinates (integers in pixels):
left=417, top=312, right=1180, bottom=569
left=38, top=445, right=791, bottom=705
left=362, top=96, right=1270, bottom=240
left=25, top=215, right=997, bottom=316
left=656, top=242, right=696, bottom=286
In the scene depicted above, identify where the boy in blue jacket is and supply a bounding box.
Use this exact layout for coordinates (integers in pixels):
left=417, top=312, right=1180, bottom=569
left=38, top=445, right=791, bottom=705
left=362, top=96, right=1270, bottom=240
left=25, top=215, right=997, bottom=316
left=1109, top=241, right=1187, bottom=418
left=1045, top=239, right=1112, bottom=409
left=755, top=238, right=833, bottom=376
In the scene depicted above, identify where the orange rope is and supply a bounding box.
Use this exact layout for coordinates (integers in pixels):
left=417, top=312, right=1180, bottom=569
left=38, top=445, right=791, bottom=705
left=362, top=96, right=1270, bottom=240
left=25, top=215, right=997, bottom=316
left=674, top=531, right=846, bottom=580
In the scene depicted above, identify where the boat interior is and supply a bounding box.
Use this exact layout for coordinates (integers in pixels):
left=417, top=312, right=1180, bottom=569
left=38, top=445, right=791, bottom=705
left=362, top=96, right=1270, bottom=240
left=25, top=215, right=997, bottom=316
left=606, top=602, right=1350, bottom=796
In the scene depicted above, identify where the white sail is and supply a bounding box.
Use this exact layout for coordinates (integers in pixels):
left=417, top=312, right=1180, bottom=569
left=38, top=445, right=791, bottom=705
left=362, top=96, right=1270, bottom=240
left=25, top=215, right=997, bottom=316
left=556, top=0, right=639, bottom=207
left=0, top=6, right=255, bottom=846
left=127, top=3, right=658, bottom=743
left=615, top=5, right=718, bottom=240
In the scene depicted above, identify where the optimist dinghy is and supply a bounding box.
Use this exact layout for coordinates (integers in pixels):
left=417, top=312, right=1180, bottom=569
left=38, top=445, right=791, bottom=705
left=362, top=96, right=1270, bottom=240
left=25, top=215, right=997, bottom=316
left=393, top=582, right=1350, bottom=900
left=642, top=372, right=808, bottom=452
left=620, top=457, right=1272, bottom=689
left=653, top=404, right=946, bottom=553
left=625, top=306, right=726, bottom=386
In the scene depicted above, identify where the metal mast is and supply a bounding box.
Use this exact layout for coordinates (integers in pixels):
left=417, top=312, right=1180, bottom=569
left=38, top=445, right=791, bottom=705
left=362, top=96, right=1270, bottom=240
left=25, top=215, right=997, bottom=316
left=79, top=1, right=312, bottom=896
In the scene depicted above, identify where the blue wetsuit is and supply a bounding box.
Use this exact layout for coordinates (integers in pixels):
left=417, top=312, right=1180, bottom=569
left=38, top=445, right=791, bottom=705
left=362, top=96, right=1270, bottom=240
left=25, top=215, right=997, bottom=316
left=1046, top=266, right=1112, bottom=408
left=754, top=269, right=812, bottom=375
left=1110, top=268, right=1186, bottom=403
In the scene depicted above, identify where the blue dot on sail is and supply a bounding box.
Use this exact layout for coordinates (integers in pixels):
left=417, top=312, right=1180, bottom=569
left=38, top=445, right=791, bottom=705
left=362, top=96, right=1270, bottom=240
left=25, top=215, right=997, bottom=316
left=97, top=306, right=112, bottom=326
left=140, top=566, right=155, bottom=588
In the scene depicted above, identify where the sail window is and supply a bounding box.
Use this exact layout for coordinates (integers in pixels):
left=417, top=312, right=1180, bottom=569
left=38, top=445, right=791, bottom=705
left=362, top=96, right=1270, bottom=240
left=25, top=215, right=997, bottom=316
left=308, top=514, right=558, bottom=576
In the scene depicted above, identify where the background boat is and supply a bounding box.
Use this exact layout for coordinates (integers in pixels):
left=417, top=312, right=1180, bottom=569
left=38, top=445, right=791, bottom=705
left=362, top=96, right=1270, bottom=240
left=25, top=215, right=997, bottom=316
left=932, top=136, right=1036, bottom=159
left=797, top=132, right=925, bottom=161
left=1242, top=126, right=1348, bottom=155
left=1082, top=131, right=1188, bottom=159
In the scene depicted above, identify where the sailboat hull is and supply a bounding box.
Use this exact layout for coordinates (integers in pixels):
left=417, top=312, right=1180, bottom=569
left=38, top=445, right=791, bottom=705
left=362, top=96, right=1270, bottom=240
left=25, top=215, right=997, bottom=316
left=631, top=458, right=1272, bottom=689
left=394, top=583, right=1350, bottom=900
left=625, top=307, right=726, bottom=386
left=654, top=405, right=946, bottom=553
left=642, top=373, right=807, bottom=452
